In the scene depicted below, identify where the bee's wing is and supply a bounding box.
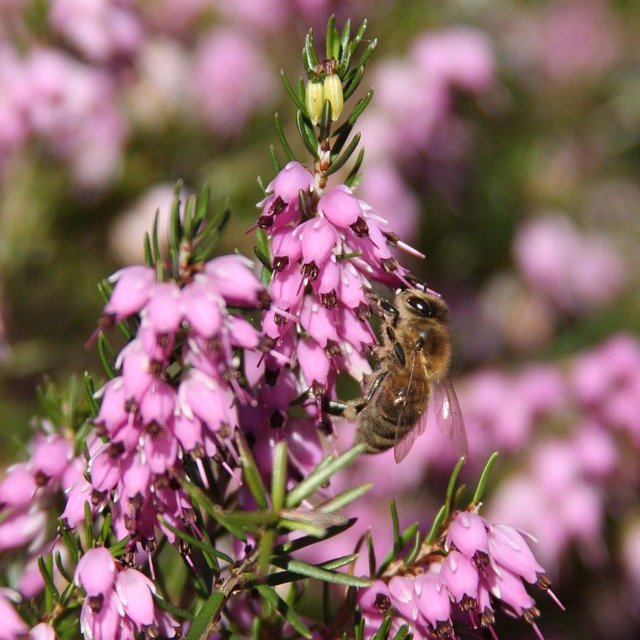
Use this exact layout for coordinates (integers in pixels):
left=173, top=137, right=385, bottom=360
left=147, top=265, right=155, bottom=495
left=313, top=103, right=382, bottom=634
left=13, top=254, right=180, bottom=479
left=394, top=351, right=429, bottom=464
left=433, top=376, right=468, bottom=458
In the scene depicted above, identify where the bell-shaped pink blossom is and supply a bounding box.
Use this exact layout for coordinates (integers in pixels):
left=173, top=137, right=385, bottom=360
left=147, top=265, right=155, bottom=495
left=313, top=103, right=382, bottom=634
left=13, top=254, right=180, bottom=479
left=119, top=340, right=153, bottom=399
left=80, top=588, right=122, bottom=640
left=30, top=623, right=56, bottom=640
left=94, top=378, right=129, bottom=436
left=414, top=572, right=451, bottom=629
left=205, top=255, right=266, bottom=308
left=227, top=316, right=261, bottom=350
left=182, top=278, right=224, bottom=338
left=270, top=264, right=304, bottom=307
left=0, top=464, right=37, bottom=508
left=145, top=281, right=183, bottom=334
left=0, top=590, right=28, bottom=638
left=299, top=296, right=339, bottom=349
left=139, top=380, right=176, bottom=427
left=75, top=547, right=117, bottom=597
left=488, top=524, right=545, bottom=584
left=0, top=509, right=47, bottom=552
left=296, top=217, right=339, bottom=267
left=61, top=477, right=94, bottom=529
left=172, top=413, right=203, bottom=452
left=143, top=426, right=179, bottom=474
left=178, top=370, right=237, bottom=435
left=271, top=227, right=303, bottom=266
left=115, top=568, right=156, bottom=629
left=440, top=550, right=479, bottom=604
left=267, top=160, right=314, bottom=202
left=89, top=447, right=122, bottom=493
left=337, top=261, right=369, bottom=309
left=388, top=575, right=419, bottom=622
left=317, top=185, right=363, bottom=228
left=297, top=338, right=331, bottom=389
left=104, top=265, right=156, bottom=320
left=121, top=452, right=152, bottom=501
left=446, top=511, right=490, bottom=558
left=483, top=565, right=537, bottom=618
left=31, top=435, right=73, bottom=481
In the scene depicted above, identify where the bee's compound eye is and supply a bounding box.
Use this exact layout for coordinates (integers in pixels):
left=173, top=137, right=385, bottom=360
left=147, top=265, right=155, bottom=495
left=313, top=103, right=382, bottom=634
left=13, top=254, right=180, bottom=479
left=407, top=296, right=434, bottom=317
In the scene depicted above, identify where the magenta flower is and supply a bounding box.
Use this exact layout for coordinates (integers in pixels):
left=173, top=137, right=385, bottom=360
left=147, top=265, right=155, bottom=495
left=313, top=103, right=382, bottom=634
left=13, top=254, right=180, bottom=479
left=75, top=547, right=179, bottom=638
left=0, top=589, right=28, bottom=638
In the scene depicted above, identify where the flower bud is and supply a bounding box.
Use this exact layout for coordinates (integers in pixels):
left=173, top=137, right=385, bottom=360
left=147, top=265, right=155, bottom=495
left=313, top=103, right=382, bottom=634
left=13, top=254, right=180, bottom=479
left=305, top=78, right=324, bottom=125
left=323, top=74, right=344, bottom=121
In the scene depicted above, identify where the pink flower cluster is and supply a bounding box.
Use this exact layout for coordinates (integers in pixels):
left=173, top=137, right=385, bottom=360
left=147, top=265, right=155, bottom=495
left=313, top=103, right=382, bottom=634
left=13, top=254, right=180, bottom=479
left=359, top=511, right=558, bottom=640
left=358, top=27, right=495, bottom=236
left=0, top=428, right=86, bottom=597
left=259, top=160, right=418, bottom=401
left=0, top=46, right=126, bottom=187
left=514, top=213, right=624, bottom=314
left=460, top=334, right=640, bottom=569
left=75, top=547, right=178, bottom=639
left=80, top=256, right=266, bottom=548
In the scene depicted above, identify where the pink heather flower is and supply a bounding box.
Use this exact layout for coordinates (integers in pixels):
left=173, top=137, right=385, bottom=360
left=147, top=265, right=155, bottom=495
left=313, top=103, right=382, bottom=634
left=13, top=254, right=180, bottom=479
left=514, top=213, right=624, bottom=313
left=414, top=572, right=452, bottom=632
left=388, top=575, right=419, bottom=622
left=440, top=550, right=479, bottom=607
left=317, top=186, right=363, bottom=228
left=446, top=511, right=490, bottom=559
left=76, top=549, right=179, bottom=638
left=0, top=589, right=28, bottom=638
left=204, top=255, right=270, bottom=308
left=75, top=547, right=117, bottom=597
left=50, top=0, right=143, bottom=63
left=411, top=27, right=495, bottom=95
left=29, top=623, right=56, bottom=640
left=193, top=28, right=274, bottom=134
left=483, top=564, right=538, bottom=619
left=488, top=524, right=545, bottom=584
left=268, top=161, right=315, bottom=204
left=0, top=464, right=37, bottom=508
left=104, top=265, right=156, bottom=320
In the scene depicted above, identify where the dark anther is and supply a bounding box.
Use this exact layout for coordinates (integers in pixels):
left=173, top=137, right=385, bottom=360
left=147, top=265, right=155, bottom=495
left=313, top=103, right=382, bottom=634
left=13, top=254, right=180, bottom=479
left=258, top=290, right=272, bottom=309
left=383, top=231, right=399, bottom=246
left=301, top=261, right=319, bottom=282
left=373, top=593, right=392, bottom=611
left=350, top=216, right=369, bottom=237
left=257, top=215, right=274, bottom=228
left=149, top=359, right=164, bottom=378
left=108, top=441, right=125, bottom=458
left=88, top=594, right=104, bottom=614
left=380, top=257, right=398, bottom=273
left=311, top=380, right=326, bottom=398
left=324, top=339, right=343, bottom=359
left=91, top=489, right=107, bottom=506
left=245, top=431, right=256, bottom=448
left=270, top=410, right=284, bottom=429
left=259, top=336, right=276, bottom=353
left=268, top=196, right=286, bottom=216
left=273, top=256, right=289, bottom=271
left=34, top=470, right=49, bottom=487
left=355, top=301, right=371, bottom=321
left=265, top=366, right=280, bottom=386
left=146, top=421, right=163, bottom=439
left=124, top=398, right=138, bottom=413
left=321, top=290, right=338, bottom=309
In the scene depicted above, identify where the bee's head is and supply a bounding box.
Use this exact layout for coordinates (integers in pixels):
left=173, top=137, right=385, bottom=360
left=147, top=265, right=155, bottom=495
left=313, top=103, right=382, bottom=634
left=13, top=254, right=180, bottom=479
left=397, top=290, right=450, bottom=324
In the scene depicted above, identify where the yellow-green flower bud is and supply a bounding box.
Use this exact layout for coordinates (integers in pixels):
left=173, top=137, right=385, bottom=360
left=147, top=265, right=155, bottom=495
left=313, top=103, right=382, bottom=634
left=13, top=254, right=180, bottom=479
left=323, top=74, right=344, bottom=122
left=305, top=78, right=324, bottom=125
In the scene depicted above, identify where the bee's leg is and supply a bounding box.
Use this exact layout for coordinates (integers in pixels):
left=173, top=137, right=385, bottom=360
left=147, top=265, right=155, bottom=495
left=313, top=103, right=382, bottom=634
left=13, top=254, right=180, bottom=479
left=322, top=397, right=349, bottom=416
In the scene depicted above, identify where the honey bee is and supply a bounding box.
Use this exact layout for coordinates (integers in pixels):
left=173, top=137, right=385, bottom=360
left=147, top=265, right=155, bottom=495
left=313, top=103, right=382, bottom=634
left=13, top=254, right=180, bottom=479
left=326, top=289, right=467, bottom=463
